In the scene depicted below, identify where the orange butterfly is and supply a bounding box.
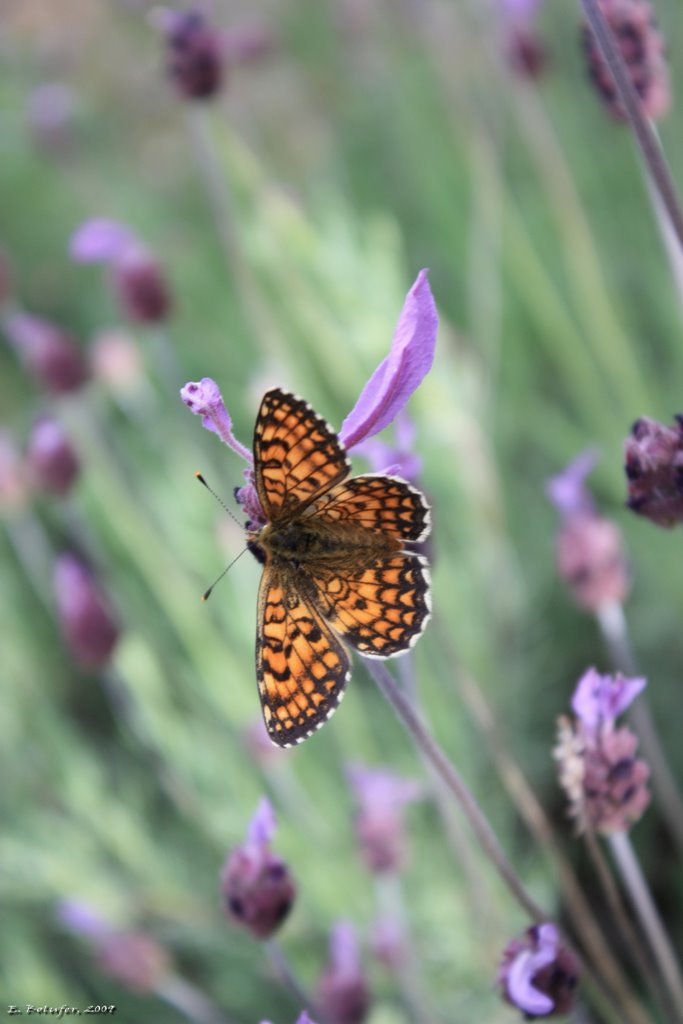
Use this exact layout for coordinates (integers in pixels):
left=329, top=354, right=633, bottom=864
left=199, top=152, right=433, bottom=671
left=247, top=389, right=431, bottom=746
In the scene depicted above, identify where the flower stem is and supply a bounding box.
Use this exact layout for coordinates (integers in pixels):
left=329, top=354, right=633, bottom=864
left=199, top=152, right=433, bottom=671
left=364, top=658, right=546, bottom=921
left=578, top=0, right=683, bottom=252
left=596, top=602, right=683, bottom=856
left=263, top=938, right=323, bottom=1022
left=156, top=972, right=234, bottom=1024
left=609, top=831, right=683, bottom=1019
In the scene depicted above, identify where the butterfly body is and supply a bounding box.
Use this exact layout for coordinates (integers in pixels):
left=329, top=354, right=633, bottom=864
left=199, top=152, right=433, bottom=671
left=249, top=388, right=431, bottom=747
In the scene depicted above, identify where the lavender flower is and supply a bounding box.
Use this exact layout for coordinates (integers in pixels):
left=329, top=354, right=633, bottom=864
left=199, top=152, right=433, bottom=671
left=624, top=415, right=683, bottom=526
left=181, top=271, right=438, bottom=525
left=338, top=270, right=438, bottom=450
left=498, top=0, right=548, bottom=79
left=347, top=763, right=422, bottom=874
left=555, top=669, right=651, bottom=834
left=70, top=219, right=172, bottom=324
left=26, top=417, right=80, bottom=497
left=54, top=554, right=120, bottom=669
left=582, top=0, right=670, bottom=122
left=547, top=451, right=630, bottom=611
left=351, top=410, right=422, bottom=484
left=164, top=10, right=226, bottom=100
left=317, top=922, right=371, bottom=1024
left=4, top=312, right=89, bottom=394
left=57, top=899, right=169, bottom=993
left=220, top=798, right=296, bottom=939
left=498, top=923, right=580, bottom=1018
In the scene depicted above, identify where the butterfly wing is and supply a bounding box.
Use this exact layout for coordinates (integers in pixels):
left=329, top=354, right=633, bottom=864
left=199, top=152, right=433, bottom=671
left=253, top=389, right=351, bottom=523
left=256, top=558, right=351, bottom=746
left=305, top=474, right=431, bottom=543
left=309, top=551, right=431, bottom=658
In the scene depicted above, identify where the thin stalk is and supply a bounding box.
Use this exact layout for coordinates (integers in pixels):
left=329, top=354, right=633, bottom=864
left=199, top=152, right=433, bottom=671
left=581, top=826, right=671, bottom=1023
left=579, top=0, right=683, bottom=252
left=364, top=658, right=546, bottom=921
left=596, top=602, right=683, bottom=855
left=185, top=108, right=278, bottom=361
left=374, top=874, right=434, bottom=1024
left=263, top=938, right=323, bottom=1023
left=156, top=972, right=234, bottom=1024
left=609, top=831, right=683, bottom=1019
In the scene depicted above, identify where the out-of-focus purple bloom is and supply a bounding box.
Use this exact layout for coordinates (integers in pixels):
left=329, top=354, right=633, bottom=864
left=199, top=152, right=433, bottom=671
left=70, top=219, right=172, bottom=324
left=499, top=0, right=548, bottom=79
left=57, top=899, right=169, bottom=994
left=339, top=270, right=437, bottom=451
left=26, top=82, right=78, bottom=153
left=220, top=798, right=296, bottom=939
left=54, top=554, right=120, bottom=669
left=164, top=10, right=226, bottom=100
left=498, top=923, right=580, bottom=1018
left=90, top=329, right=145, bottom=397
left=547, top=451, right=630, bottom=611
left=499, top=0, right=543, bottom=17
left=57, top=899, right=111, bottom=940
left=347, top=764, right=422, bottom=873
left=27, top=417, right=80, bottom=498
left=556, top=670, right=651, bottom=834
left=318, top=922, right=371, bottom=1024
left=351, top=410, right=422, bottom=484
left=545, top=449, right=598, bottom=517
left=371, top=917, right=407, bottom=972
left=624, top=416, right=683, bottom=527
left=4, top=312, right=89, bottom=394
left=582, top=0, right=669, bottom=122
left=571, top=667, right=646, bottom=734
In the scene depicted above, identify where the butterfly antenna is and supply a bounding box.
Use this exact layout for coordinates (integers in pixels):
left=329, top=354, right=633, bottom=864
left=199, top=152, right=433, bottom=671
left=201, top=547, right=249, bottom=602
left=195, top=471, right=244, bottom=528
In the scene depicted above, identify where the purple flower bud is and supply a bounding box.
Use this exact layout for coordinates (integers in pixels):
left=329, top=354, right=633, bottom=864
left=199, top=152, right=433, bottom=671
left=571, top=668, right=646, bottom=734
left=54, top=554, right=120, bottom=669
left=181, top=378, right=253, bottom=462
left=165, top=10, right=226, bottom=101
left=555, top=513, right=630, bottom=611
left=5, top=313, right=89, bottom=394
left=339, top=270, right=438, bottom=450
left=57, top=899, right=170, bottom=994
left=317, top=922, right=371, bottom=1024
left=624, top=416, right=683, bottom=527
left=26, top=417, right=80, bottom=497
left=26, top=82, right=78, bottom=153
left=582, top=0, right=670, bottom=122
left=347, top=764, right=422, bottom=874
left=370, top=917, right=407, bottom=972
left=548, top=451, right=630, bottom=611
left=545, top=449, right=598, bottom=517
left=70, top=220, right=172, bottom=325
left=90, top=330, right=145, bottom=397
left=220, top=799, right=296, bottom=939
left=556, top=671, right=651, bottom=834
left=498, top=923, right=580, bottom=1018
left=505, top=26, right=548, bottom=79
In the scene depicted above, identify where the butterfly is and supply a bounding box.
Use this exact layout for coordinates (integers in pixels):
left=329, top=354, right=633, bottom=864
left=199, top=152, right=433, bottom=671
left=247, top=388, right=431, bottom=747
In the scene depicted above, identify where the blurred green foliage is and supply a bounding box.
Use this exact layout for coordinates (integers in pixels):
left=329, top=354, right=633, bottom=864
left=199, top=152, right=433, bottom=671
left=1, top=0, right=683, bottom=1021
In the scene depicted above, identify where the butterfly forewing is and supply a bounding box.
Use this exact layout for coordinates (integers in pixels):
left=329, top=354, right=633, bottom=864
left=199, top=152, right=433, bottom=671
left=253, top=389, right=351, bottom=523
